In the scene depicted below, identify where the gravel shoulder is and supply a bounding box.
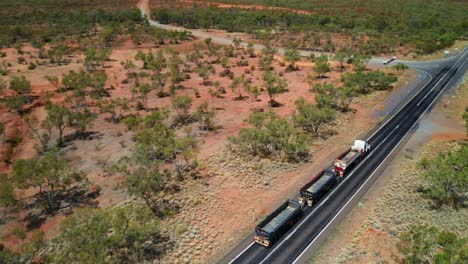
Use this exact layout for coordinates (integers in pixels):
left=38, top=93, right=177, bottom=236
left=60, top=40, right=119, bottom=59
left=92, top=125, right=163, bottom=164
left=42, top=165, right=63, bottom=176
left=309, top=74, right=468, bottom=264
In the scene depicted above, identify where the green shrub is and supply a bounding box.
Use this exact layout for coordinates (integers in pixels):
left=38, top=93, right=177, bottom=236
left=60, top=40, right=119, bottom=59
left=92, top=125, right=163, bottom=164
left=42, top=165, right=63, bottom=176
left=229, top=111, right=309, bottom=161
left=11, top=225, right=26, bottom=240
left=44, top=206, right=168, bottom=263
left=342, top=70, right=397, bottom=94
left=398, top=225, right=467, bottom=264
left=418, top=145, right=468, bottom=208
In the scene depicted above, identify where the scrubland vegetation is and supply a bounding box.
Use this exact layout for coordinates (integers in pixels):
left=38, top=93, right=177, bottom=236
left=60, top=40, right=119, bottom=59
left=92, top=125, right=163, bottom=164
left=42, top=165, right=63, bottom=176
left=153, top=0, right=467, bottom=54
left=0, top=0, right=465, bottom=263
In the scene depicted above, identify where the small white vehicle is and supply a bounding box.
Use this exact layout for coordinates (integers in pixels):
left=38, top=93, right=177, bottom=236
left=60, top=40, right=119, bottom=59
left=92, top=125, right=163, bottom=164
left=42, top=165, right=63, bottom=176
left=383, top=56, right=397, bottom=65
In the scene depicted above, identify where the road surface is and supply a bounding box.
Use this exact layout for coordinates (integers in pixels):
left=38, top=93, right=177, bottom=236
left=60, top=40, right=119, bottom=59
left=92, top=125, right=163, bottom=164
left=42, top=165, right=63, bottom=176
left=137, top=2, right=468, bottom=263
left=219, top=48, right=467, bottom=264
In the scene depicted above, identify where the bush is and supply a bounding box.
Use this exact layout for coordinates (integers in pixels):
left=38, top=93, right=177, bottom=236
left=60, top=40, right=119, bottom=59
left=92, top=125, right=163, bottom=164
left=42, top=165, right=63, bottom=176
left=11, top=225, right=26, bottom=240
left=294, top=97, right=336, bottom=136
left=418, top=145, right=468, bottom=208
left=44, top=206, right=169, bottom=263
left=229, top=111, right=309, bottom=161
left=398, top=225, right=467, bottom=264
left=342, top=70, right=397, bottom=94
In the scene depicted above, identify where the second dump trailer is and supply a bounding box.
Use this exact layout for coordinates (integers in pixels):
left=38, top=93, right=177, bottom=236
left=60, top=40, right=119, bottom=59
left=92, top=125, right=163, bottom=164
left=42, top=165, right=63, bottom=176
left=299, top=169, right=339, bottom=206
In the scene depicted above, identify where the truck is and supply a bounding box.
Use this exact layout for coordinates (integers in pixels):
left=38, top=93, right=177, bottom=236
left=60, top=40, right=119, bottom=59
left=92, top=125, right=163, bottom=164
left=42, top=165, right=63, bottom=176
left=254, top=200, right=303, bottom=247
left=299, top=169, right=339, bottom=207
left=334, top=140, right=370, bottom=177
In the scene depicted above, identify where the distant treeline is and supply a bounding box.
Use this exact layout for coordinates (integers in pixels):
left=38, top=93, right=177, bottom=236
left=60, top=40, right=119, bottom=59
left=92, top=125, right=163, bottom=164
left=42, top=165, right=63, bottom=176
left=0, top=0, right=142, bottom=47
left=152, top=0, right=467, bottom=54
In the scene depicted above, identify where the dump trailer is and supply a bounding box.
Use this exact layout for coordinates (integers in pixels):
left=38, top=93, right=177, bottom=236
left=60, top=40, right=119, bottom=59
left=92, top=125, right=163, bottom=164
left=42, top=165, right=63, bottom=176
left=334, top=140, right=370, bottom=176
left=254, top=200, right=303, bottom=247
left=299, top=169, right=338, bottom=206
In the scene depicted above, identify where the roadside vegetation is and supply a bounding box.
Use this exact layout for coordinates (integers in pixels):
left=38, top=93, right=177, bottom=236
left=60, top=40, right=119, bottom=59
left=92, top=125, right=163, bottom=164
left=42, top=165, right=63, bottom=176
left=0, top=0, right=426, bottom=262
left=153, top=0, right=467, bottom=54
left=327, top=79, right=468, bottom=264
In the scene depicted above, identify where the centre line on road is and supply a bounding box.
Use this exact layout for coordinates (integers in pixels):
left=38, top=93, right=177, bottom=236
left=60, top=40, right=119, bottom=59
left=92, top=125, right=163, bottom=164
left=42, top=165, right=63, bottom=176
left=257, top=125, right=401, bottom=264
left=291, top=52, right=468, bottom=264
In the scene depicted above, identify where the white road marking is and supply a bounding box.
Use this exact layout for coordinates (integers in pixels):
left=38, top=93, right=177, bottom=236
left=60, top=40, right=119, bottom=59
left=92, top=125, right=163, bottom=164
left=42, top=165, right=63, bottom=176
left=367, top=69, right=432, bottom=140
left=291, top=52, right=468, bottom=264
left=416, top=71, right=450, bottom=106
left=227, top=242, right=255, bottom=264
left=257, top=125, right=400, bottom=264
left=368, top=48, right=468, bottom=140
left=225, top=34, right=468, bottom=264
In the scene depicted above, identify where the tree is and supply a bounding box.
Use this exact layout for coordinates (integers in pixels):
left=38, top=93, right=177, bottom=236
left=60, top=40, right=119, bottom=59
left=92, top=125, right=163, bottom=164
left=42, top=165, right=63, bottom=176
left=172, top=95, right=192, bottom=125
left=118, top=114, right=196, bottom=215
left=418, top=146, right=468, bottom=208
left=9, top=75, right=31, bottom=95
left=350, top=54, right=371, bottom=71
left=313, top=83, right=337, bottom=109
left=45, top=206, right=164, bottom=263
left=294, top=97, right=336, bottom=136
left=314, top=55, right=330, bottom=78
left=67, top=109, right=96, bottom=137
left=398, top=225, right=467, bottom=264
left=263, top=70, right=287, bottom=106
left=284, top=47, right=300, bottom=71
left=62, top=70, right=91, bottom=91
left=196, top=64, right=215, bottom=85
left=230, top=76, right=245, bottom=100
left=25, top=115, right=53, bottom=153
left=152, top=72, right=167, bottom=98
left=394, top=63, right=409, bottom=73
left=46, top=104, right=71, bottom=147
left=244, top=84, right=260, bottom=108
left=233, top=37, right=242, bottom=49
left=333, top=48, right=352, bottom=71
left=97, top=98, right=129, bottom=123
left=148, top=49, right=167, bottom=75
left=138, top=83, right=153, bottom=110
left=168, top=52, right=184, bottom=86
left=0, top=174, right=16, bottom=207
left=224, top=45, right=235, bottom=57
left=5, top=95, right=28, bottom=114
left=342, top=70, right=397, bottom=94
left=44, top=75, right=59, bottom=90
left=259, top=44, right=277, bottom=71
left=83, top=48, right=111, bottom=72
left=90, top=71, right=108, bottom=99
left=247, top=42, right=256, bottom=58
left=48, top=45, right=69, bottom=65
left=229, top=111, right=309, bottom=161
left=194, top=101, right=216, bottom=130
left=121, top=59, right=138, bottom=85
left=336, top=85, right=357, bottom=111
left=11, top=151, right=85, bottom=211
left=206, top=39, right=221, bottom=62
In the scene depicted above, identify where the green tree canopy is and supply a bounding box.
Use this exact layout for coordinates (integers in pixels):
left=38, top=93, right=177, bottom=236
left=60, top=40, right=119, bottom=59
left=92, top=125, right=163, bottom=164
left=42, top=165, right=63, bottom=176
left=418, top=145, right=468, bottom=208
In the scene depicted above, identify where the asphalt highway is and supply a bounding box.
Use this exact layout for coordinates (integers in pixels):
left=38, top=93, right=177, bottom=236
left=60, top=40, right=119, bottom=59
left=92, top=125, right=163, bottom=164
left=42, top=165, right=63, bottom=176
left=220, top=49, right=468, bottom=264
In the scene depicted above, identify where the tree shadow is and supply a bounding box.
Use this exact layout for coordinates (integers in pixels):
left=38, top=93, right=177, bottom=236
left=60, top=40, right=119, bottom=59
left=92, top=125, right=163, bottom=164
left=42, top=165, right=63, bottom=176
left=269, top=100, right=284, bottom=108
left=22, top=184, right=101, bottom=230
left=64, top=131, right=102, bottom=144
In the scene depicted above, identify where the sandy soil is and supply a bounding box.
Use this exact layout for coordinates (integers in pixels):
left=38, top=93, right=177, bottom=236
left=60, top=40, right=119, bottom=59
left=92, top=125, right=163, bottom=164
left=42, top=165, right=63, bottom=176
left=0, top=5, right=417, bottom=261
left=310, top=74, right=467, bottom=263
